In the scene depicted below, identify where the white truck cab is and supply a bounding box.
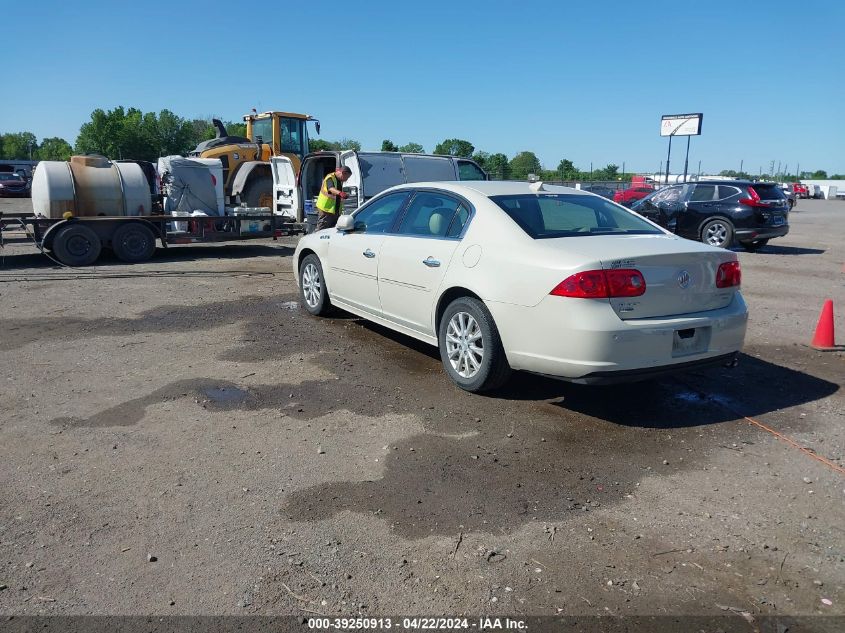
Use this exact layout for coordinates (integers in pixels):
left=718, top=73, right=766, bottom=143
left=270, top=151, right=487, bottom=229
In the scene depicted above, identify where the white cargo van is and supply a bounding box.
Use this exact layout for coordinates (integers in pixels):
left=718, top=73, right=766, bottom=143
left=270, top=151, right=487, bottom=228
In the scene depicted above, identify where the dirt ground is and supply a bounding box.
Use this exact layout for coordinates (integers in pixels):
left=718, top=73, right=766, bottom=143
left=1, top=195, right=843, bottom=628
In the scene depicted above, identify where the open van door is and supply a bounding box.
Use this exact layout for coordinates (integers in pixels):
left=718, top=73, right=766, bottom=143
left=270, top=156, right=300, bottom=220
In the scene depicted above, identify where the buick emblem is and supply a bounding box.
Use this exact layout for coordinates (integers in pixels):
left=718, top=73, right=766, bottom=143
left=677, top=270, right=691, bottom=288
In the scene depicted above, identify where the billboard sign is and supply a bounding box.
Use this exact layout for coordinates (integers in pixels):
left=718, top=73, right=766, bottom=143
left=660, top=113, right=703, bottom=137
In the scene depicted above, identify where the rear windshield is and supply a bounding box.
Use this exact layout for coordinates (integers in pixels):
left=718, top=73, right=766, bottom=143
left=491, top=194, right=663, bottom=239
left=0, top=173, right=22, bottom=181
left=750, top=184, right=786, bottom=200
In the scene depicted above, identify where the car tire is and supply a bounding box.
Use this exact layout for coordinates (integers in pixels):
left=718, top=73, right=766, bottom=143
left=438, top=297, right=511, bottom=393
left=111, top=222, right=157, bottom=263
left=700, top=218, right=734, bottom=249
left=52, top=223, right=102, bottom=266
left=739, top=238, right=769, bottom=252
left=299, top=254, right=332, bottom=316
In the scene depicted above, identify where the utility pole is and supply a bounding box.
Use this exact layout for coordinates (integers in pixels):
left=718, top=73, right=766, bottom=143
left=697, top=160, right=701, bottom=178
left=739, top=159, right=743, bottom=175
left=590, top=162, right=593, bottom=181
left=682, top=136, right=691, bottom=183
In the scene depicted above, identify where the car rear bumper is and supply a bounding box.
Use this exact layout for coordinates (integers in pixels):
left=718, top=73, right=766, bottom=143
left=564, top=352, right=739, bottom=384
left=487, top=293, right=748, bottom=382
left=734, top=225, right=789, bottom=241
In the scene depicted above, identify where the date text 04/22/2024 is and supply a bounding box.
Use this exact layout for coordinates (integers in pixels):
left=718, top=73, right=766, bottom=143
left=307, top=617, right=528, bottom=630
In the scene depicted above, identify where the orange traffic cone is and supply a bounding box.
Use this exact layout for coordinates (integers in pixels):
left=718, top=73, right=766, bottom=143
left=810, top=299, right=837, bottom=351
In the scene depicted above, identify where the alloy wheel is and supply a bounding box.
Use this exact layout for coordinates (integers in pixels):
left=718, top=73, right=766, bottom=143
left=302, top=263, right=322, bottom=308
left=705, top=222, right=728, bottom=247
left=445, top=312, right=484, bottom=378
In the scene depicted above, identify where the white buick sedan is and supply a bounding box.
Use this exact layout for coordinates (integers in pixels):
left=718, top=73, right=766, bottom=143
left=293, top=181, right=747, bottom=392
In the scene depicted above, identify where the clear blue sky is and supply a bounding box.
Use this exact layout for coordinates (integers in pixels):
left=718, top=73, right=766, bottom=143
left=4, top=0, right=844, bottom=175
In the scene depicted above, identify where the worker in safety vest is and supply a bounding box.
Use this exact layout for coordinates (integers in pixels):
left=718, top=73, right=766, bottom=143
left=315, top=166, right=352, bottom=231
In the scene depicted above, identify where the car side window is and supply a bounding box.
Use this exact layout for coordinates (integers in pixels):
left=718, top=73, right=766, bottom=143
left=652, top=186, right=682, bottom=206
left=352, top=192, right=410, bottom=233
left=397, top=193, right=462, bottom=238
left=446, top=205, right=471, bottom=238
left=690, top=185, right=716, bottom=202
left=717, top=185, right=740, bottom=199
left=457, top=160, right=487, bottom=181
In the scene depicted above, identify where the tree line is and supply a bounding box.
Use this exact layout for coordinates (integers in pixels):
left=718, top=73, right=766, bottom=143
left=2, top=107, right=842, bottom=181
left=0, top=107, right=246, bottom=164
left=378, top=137, right=627, bottom=181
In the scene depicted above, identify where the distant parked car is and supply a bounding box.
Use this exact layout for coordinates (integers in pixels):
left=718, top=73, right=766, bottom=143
left=632, top=180, right=789, bottom=251
left=780, top=184, right=797, bottom=210
left=581, top=185, right=616, bottom=199
left=0, top=172, right=30, bottom=198
left=614, top=186, right=655, bottom=207
left=793, top=183, right=809, bottom=199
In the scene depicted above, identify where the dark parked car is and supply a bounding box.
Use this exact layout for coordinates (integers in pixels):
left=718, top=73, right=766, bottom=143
left=0, top=172, right=30, bottom=197
left=631, top=180, right=789, bottom=251
left=581, top=185, right=616, bottom=199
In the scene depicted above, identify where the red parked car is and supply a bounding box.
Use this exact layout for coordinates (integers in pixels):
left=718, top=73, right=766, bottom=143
left=792, top=183, right=809, bottom=199
left=613, top=186, right=655, bottom=206
left=0, top=172, right=30, bottom=198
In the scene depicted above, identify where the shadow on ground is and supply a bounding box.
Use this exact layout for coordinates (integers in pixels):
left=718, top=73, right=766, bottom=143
left=0, top=242, right=293, bottom=270
left=740, top=245, right=826, bottom=256
left=491, top=352, right=840, bottom=429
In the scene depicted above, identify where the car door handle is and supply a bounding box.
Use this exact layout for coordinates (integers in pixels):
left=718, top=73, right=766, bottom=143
left=363, top=249, right=375, bottom=258
left=422, top=257, right=441, bottom=267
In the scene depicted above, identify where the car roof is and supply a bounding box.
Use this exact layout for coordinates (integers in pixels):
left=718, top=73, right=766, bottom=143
left=388, top=180, right=586, bottom=197
left=696, top=179, right=775, bottom=186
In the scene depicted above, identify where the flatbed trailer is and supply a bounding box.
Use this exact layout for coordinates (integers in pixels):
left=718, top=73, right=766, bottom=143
left=0, top=212, right=305, bottom=266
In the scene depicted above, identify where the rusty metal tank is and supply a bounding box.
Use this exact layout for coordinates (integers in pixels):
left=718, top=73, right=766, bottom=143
left=32, top=155, right=152, bottom=218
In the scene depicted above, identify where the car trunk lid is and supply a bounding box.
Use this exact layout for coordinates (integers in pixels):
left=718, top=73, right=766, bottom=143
left=541, top=234, right=737, bottom=319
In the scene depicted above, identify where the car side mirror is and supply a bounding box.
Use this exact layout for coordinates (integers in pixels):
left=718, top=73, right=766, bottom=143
left=336, top=214, right=355, bottom=231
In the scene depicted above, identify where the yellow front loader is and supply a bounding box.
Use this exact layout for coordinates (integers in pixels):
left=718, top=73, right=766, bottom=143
left=191, top=111, right=320, bottom=208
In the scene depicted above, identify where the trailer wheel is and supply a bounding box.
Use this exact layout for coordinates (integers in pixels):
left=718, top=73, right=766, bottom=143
left=53, top=223, right=102, bottom=267
left=112, top=223, right=157, bottom=263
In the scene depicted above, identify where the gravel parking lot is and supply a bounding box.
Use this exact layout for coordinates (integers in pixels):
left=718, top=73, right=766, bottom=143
left=1, top=196, right=843, bottom=625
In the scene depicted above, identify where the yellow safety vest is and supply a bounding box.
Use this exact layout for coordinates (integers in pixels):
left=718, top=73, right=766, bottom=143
left=315, top=173, right=342, bottom=214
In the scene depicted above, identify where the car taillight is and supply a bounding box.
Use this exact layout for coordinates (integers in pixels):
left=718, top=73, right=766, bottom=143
left=716, top=261, right=741, bottom=288
left=739, top=186, right=768, bottom=208
left=550, top=269, right=646, bottom=298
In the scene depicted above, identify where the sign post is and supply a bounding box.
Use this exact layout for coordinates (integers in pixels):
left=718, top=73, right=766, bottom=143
left=660, top=113, right=703, bottom=184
